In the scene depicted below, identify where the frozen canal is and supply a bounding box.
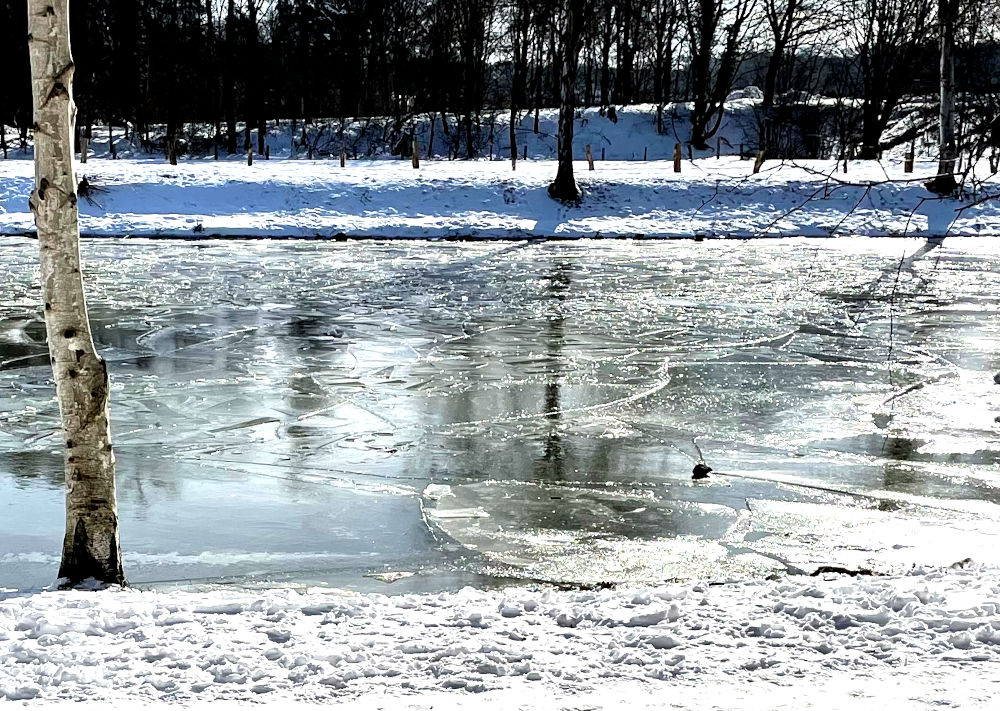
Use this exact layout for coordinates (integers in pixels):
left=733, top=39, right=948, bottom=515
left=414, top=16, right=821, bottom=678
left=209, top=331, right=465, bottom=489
left=1, top=237, right=999, bottom=590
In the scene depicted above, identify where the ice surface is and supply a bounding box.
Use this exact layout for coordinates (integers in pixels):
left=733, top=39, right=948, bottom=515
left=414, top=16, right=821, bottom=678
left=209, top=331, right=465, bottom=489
left=1, top=237, right=999, bottom=587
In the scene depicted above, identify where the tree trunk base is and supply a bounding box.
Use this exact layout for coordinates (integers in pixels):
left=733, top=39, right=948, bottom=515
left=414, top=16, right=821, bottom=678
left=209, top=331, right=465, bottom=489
left=925, top=174, right=958, bottom=196
left=58, top=518, right=126, bottom=588
left=548, top=176, right=580, bottom=204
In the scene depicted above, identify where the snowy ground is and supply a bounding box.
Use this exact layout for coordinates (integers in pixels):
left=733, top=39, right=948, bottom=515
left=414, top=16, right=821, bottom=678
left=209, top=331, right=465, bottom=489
left=1, top=157, right=998, bottom=239
left=1, top=564, right=998, bottom=708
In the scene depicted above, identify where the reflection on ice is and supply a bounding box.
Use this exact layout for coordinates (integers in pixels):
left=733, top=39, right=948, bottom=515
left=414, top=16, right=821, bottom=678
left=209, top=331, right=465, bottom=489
left=1, top=237, right=999, bottom=588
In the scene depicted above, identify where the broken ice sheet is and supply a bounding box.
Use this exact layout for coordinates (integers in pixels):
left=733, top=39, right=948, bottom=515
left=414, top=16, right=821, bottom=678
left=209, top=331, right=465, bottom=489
left=363, top=571, right=416, bottom=584
left=1, top=237, right=999, bottom=588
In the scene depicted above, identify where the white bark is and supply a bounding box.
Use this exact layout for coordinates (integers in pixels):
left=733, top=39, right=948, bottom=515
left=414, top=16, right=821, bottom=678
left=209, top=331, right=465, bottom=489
left=27, top=0, right=125, bottom=587
left=937, top=0, right=957, bottom=180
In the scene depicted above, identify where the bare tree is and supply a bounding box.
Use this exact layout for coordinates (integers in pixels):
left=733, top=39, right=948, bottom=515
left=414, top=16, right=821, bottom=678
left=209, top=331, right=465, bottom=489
left=682, top=0, right=759, bottom=149
left=651, top=0, right=681, bottom=134
left=957, top=0, right=1000, bottom=180
left=27, top=0, right=125, bottom=587
left=597, top=0, right=615, bottom=108
left=224, top=0, right=237, bottom=153
left=842, top=0, right=932, bottom=159
left=509, top=0, right=532, bottom=168
left=761, top=0, right=829, bottom=109
left=453, top=0, right=498, bottom=160
left=927, top=0, right=958, bottom=194
left=549, top=0, right=586, bottom=202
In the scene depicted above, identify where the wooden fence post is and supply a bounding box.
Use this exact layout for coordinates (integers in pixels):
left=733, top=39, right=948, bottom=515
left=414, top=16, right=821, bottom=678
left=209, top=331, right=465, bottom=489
left=523, top=144, right=527, bottom=160
left=247, top=147, right=253, bottom=166
left=412, top=138, right=420, bottom=169
left=80, top=136, right=88, bottom=164
left=673, top=143, right=682, bottom=173
left=643, top=146, right=647, bottom=161
left=601, top=147, right=605, bottom=161
left=264, top=145, right=270, bottom=160
left=340, top=148, right=346, bottom=167
left=585, top=143, right=594, bottom=171
left=904, top=139, right=914, bottom=173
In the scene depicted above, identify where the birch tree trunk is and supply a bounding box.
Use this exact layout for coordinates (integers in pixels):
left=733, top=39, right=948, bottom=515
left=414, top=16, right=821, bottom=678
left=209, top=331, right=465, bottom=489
left=928, top=0, right=958, bottom=195
left=27, top=0, right=125, bottom=587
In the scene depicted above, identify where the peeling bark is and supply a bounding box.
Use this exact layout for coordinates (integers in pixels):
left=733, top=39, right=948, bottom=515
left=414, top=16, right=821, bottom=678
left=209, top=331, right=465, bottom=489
left=27, top=0, right=125, bottom=588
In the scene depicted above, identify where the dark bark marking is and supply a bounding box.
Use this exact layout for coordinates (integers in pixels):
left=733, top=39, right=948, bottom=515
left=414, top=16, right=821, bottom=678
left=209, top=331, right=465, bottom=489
left=47, top=82, right=68, bottom=102
left=58, top=519, right=125, bottom=588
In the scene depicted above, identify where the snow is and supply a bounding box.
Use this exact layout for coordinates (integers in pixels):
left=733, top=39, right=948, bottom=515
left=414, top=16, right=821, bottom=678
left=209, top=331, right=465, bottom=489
left=1, top=157, right=997, bottom=239
left=3, top=99, right=997, bottom=240
left=0, top=565, right=997, bottom=707
left=1, top=101, right=781, bottom=163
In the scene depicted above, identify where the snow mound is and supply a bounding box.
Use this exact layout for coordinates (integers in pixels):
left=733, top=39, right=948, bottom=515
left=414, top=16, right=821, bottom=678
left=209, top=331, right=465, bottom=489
left=727, top=86, right=765, bottom=102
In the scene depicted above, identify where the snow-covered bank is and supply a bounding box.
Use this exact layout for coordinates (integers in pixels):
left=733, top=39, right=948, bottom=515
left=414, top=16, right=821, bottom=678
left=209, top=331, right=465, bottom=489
left=1, top=158, right=998, bottom=239
left=0, top=99, right=800, bottom=162
left=1, top=565, right=998, bottom=707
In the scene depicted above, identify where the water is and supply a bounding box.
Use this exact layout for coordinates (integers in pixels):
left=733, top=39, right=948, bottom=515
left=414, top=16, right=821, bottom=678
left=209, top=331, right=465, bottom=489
left=1, top=237, right=999, bottom=589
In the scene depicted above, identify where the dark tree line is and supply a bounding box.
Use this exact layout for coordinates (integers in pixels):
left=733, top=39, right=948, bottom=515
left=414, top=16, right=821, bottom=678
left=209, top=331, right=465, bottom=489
left=1, top=0, right=998, bottom=164
left=0, top=0, right=31, bottom=157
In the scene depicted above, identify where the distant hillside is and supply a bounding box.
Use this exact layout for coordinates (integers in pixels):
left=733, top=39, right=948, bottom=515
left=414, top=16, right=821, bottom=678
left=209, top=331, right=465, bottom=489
left=0, top=91, right=952, bottom=164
